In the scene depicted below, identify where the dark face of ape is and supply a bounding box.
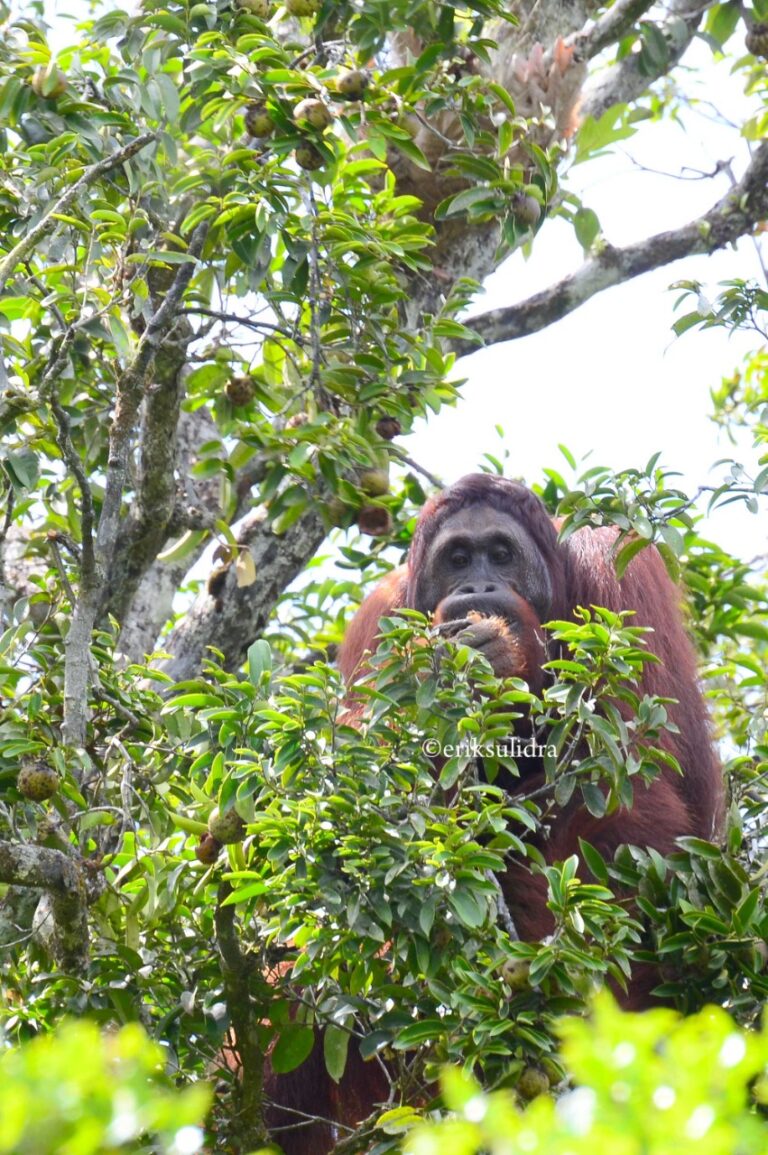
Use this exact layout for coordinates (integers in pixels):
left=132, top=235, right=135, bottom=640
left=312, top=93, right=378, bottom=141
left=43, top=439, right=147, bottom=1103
left=412, top=506, right=553, bottom=624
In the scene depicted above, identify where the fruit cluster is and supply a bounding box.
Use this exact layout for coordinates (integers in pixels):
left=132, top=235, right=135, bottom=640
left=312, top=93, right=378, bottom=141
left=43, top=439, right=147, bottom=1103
left=243, top=67, right=370, bottom=172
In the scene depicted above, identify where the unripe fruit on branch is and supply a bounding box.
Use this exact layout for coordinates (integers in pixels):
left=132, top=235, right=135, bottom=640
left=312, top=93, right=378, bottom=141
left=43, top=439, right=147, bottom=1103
left=325, top=496, right=355, bottom=527
left=746, top=22, right=768, bottom=57
left=17, top=760, right=60, bottom=801
left=500, top=958, right=531, bottom=991
left=225, top=375, right=256, bottom=406
left=244, top=102, right=275, bottom=137
left=236, top=0, right=271, bottom=15
left=196, top=833, right=223, bottom=864
left=295, top=143, right=325, bottom=170
left=285, top=0, right=320, bottom=15
left=294, top=98, right=333, bottom=130
left=336, top=69, right=369, bottom=100
left=511, top=192, right=541, bottom=229
left=207, top=806, right=246, bottom=845
left=517, top=1067, right=550, bottom=1100
left=358, top=506, right=393, bottom=536
left=359, top=468, right=390, bottom=497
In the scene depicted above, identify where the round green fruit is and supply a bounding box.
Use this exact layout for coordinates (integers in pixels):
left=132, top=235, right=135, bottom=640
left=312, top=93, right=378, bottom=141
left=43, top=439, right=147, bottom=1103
left=295, top=143, right=325, bottom=171
left=359, top=468, right=390, bottom=497
left=236, top=0, right=271, bottom=14
left=512, top=192, right=542, bottom=229
left=293, top=98, right=333, bottom=131
left=325, top=496, right=355, bottom=528
left=17, top=760, right=60, bottom=802
left=501, top=959, right=531, bottom=991
left=336, top=68, right=369, bottom=100
left=207, top=806, right=246, bottom=845
left=244, top=102, right=274, bottom=137
left=517, top=1066, right=550, bottom=1100
left=285, top=0, right=320, bottom=15
left=746, top=22, right=768, bottom=58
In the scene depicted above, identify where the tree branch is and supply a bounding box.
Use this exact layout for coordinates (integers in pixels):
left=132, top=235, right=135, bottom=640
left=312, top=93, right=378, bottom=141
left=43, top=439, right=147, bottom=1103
left=0, top=132, right=156, bottom=293
left=453, top=138, right=768, bottom=355
left=573, top=0, right=657, bottom=61
left=97, top=221, right=210, bottom=572
left=62, top=222, right=209, bottom=747
left=160, top=504, right=326, bottom=682
left=0, top=840, right=88, bottom=972
left=581, top=0, right=705, bottom=122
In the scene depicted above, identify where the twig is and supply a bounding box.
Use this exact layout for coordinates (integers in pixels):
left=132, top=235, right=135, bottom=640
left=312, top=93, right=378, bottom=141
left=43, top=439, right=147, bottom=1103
left=180, top=307, right=302, bottom=342
left=0, top=133, right=157, bottom=292
left=389, top=448, right=443, bottom=489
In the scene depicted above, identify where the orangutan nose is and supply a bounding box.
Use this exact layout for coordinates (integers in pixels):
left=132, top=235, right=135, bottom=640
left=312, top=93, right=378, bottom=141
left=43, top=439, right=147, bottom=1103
left=456, top=581, right=504, bottom=595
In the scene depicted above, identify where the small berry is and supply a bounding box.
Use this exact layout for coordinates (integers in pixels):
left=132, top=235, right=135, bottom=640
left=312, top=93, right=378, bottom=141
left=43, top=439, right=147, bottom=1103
left=285, top=0, right=320, bottom=15
left=236, top=0, right=272, bottom=15
left=512, top=192, right=542, bottom=229
left=244, top=103, right=274, bottom=137
left=746, top=23, right=768, bottom=58
left=517, top=1066, right=550, bottom=1100
left=359, top=468, right=390, bottom=497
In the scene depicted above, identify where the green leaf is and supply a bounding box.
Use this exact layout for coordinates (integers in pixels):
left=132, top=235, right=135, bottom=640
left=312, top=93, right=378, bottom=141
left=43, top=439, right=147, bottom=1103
left=574, top=207, right=600, bottom=251
left=449, top=887, right=486, bottom=928
left=575, top=105, right=635, bottom=164
left=271, top=1024, right=315, bottom=1074
left=615, top=535, right=649, bottom=579
left=247, top=639, right=272, bottom=686
left=578, top=838, right=609, bottom=884
left=392, top=1019, right=445, bottom=1048
left=323, top=1024, right=350, bottom=1083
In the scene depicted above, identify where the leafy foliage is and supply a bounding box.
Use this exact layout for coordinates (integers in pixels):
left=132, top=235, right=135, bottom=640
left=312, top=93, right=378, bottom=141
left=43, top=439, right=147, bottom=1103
left=0, top=0, right=767, bottom=1151
left=405, top=993, right=768, bottom=1155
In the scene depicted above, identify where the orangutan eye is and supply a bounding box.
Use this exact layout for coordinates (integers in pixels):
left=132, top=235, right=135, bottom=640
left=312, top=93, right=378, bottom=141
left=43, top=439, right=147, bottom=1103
left=490, top=544, right=512, bottom=565
left=450, top=549, right=470, bottom=568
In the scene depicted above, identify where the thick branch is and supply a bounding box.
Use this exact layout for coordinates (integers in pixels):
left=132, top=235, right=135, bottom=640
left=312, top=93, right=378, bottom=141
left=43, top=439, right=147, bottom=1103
left=582, top=0, right=704, bottom=122
left=160, top=504, right=326, bottom=682
left=574, top=0, right=656, bottom=60
left=62, top=222, right=209, bottom=746
left=454, top=139, right=768, bottom=354
left=0, top=840, right=88, bottom=972
left=0, top=133, right=156, bottom=292
left=97, top=221, right=210, bottom=571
